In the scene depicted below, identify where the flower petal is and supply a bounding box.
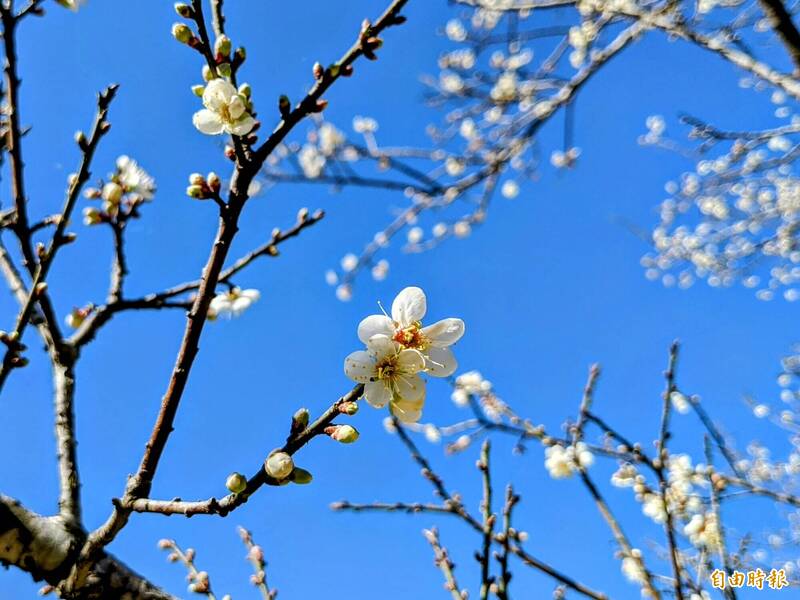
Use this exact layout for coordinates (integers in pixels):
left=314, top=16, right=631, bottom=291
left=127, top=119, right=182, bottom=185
left=422, top=318, right=465, bottom=348
left=366, top=334, right=397, bottom=359
left=231, top=297, right=252, bottom=316
left=228, top=95, right=246, bottom=120
left=393, top=373, right=426, bottom=404
left=397, top=348, right=425, bottom=374
left=239, top=289, right=261, bottom=301
left=424, top=346, right=457, bottom=378
left=364, top=380, right=392, bottom=408
left=357, top=315, right=394, bottom=344
left=203, top=78, right=236, bottom=111
left=391, top=286, right=426, bottom=326
left=390, top=398, right=423, bottom=423
left=229, top=115, right=256, bottom=136
left=193, top=109, right=225, bottom=135
left=344, top=350, right=375, bottom=383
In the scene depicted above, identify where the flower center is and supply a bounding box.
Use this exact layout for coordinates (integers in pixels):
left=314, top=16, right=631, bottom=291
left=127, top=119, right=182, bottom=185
left=375, top=354, right=399, bottom=381
left=219, top=103, right=233, bottom=124
left=392, top=321, right=428, bottom=350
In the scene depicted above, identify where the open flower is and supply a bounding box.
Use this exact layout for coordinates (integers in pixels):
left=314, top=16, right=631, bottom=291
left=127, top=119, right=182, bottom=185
left=357, top=287, right=464, bottom=378
left=116, top=155, right=156, bottom=201
left=193, top=79, right=256, bottom=136
left=344, top=334, right=426, bottom=423
left=208, top=288, right=260, bottom=320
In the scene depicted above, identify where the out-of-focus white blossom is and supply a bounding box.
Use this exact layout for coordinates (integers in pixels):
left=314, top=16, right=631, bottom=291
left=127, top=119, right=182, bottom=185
left=208, top=288, right=260, bottom=320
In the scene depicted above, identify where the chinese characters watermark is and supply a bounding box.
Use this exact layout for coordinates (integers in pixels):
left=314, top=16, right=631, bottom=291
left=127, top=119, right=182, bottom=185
left=710, top=568, right=790, bottom=590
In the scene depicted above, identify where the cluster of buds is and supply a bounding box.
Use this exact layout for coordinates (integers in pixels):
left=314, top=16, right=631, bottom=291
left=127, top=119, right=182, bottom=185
left=82, top=155, right=155, bottom=225
left=173, top=4, right=246, bottom=80
left=186, top=172, right=222, bottom=200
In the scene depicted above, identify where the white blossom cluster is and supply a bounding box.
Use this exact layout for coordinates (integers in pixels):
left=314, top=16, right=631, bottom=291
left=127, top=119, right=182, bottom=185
left=344, top=287, right=465, bottom=423
left=641, top=85, right=800, bottom=302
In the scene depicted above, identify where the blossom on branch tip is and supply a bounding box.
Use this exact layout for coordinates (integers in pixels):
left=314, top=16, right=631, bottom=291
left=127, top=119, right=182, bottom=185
left=193, top=79, right=256, bottom=137
left=208, top=288, right=260, bottom=320
left=357, top=286, right=464, bottom=378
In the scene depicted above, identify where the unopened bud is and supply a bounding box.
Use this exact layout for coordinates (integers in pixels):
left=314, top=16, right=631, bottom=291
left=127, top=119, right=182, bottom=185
left=82, top=206, right=102, bottom=226
left=326, top=424, right=359, bottom=443
left=264, top=451, right=294, bottom=480
left=191, top=84, right=205, bottom=97
left=171, top=23, right=193, bottom=44
left=292, top=407, right=310, bottom=431
left=189, top=172, right=205, bottom=185
left=313, top=62, right=324, bottom=79
left=102, top=182, right=123, bottom=204
left=278, top=95, right=291, bottom=117
left=186, top=184, right=206, bottom=199
left=266, top=245, right=278, bottom=256
left=214, top=35, right=232, bottom=58
left=74, top=130, right=86, bottom=147
left=206, top=172, right=221, bottom=192
left=297, top=207, right=309, bottom=221
left=34, top=282, right=48, bottom=296
left=312, top=99, right=328, bottom=113
left=234, top=47, right=246, bottom=61
left=225, top=472, right=248, bottom=494
left=290, top=467, right=313, bottom=484
left=174, top=2, right=192, bottom=18
left=339, top=401, right=359, bottom=416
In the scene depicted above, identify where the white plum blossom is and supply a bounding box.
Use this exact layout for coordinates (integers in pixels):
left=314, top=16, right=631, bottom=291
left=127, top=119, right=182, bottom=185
left=193, top=79, right=256, bottom=136
left=544, top=442, right=593, bottom=479
left=208, top=288, right=260, bottom=320
left=353, top=116, right=378, bottom=134
left=683, top=512, right=722, bottom=551
left=501, top=180, right=519, bottom=199
left=115, top=155, right=156, bottom=201
left=344, top=334, right=426, bottom=423
left=299, top=144, right=325, bottom=178
left=356, top=286, right=464, bottom=378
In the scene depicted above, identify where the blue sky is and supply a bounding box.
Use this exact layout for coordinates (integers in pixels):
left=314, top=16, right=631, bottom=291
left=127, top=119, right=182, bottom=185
left=0, top=1, right=797, bottom=598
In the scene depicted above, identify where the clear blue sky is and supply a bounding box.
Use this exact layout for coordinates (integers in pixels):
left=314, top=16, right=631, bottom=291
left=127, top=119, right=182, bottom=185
left=0, top=1, right=796, bottom=598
